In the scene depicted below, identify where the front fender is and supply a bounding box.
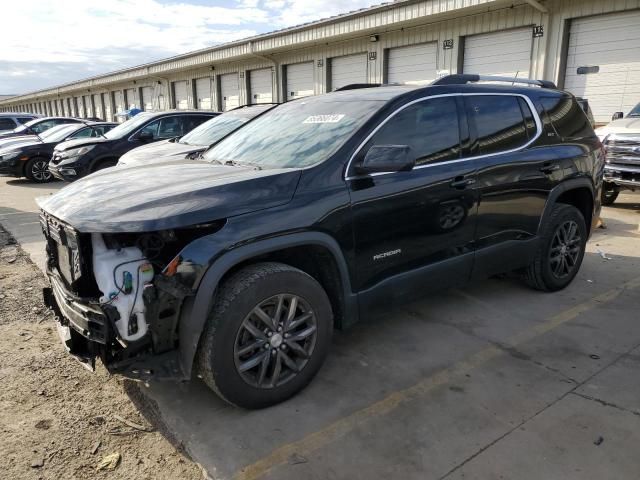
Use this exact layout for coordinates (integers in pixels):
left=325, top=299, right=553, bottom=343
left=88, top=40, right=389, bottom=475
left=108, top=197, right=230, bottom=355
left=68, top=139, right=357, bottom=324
left=175, top=231, right=357, bottom=378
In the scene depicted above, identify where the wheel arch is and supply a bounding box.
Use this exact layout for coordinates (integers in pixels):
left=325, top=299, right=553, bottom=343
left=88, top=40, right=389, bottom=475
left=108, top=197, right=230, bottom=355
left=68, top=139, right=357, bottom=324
left=538, top=178, right=595, bottom=237
left=177, top=232, right=358, bottom=378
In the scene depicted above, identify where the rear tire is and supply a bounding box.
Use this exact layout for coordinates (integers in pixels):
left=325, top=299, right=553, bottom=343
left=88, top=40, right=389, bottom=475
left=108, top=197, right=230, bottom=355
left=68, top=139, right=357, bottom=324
left=525, top=204, right=587, bottom=292
left=601, top=182, right=619, bottom=206
left=24, top=157, right=52, bottom=183
left=197, top=262, right=333, bottom=409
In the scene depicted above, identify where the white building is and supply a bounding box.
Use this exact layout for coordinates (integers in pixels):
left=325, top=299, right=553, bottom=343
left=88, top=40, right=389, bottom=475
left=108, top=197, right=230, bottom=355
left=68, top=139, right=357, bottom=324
left=1, top=0, right=638, bottom=125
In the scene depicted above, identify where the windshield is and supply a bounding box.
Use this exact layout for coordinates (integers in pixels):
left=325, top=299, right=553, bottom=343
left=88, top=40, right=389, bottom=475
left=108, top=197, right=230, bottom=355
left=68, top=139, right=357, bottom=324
left=628, top=103, right=640, bottom=117
left=41, top=124, right=81, bottom=142
left=104, top=113, right=153, bottom=139
left=203, top=99, right=381, bottom=168
left=13, top=117, right=40, bottom=134
left=181, top=107, right=271, bottom=146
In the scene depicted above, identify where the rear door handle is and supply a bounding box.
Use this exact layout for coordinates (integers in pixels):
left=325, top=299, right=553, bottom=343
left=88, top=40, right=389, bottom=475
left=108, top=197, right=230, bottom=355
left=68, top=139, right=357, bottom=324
left=540, top=163, right=560, bottom=174
left=450, top=176, right=476, bottom=189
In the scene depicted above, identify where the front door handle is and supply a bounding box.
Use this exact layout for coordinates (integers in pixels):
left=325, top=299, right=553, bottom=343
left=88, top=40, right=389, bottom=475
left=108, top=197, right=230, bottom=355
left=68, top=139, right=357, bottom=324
left=540, top=163, right=560, bottom=174
left=450, top=176, right=476, bottom=189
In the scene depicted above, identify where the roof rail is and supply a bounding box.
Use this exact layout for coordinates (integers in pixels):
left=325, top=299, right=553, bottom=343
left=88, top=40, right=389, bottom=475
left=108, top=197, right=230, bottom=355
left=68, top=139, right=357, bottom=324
left=334, top=83, right=383, bottom=91
left=432, top=74, right=557, bottom=89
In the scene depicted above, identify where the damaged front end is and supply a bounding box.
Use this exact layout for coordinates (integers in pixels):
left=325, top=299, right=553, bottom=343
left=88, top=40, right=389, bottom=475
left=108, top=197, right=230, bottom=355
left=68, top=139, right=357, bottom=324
left=40, top=209, right=224, bottom=379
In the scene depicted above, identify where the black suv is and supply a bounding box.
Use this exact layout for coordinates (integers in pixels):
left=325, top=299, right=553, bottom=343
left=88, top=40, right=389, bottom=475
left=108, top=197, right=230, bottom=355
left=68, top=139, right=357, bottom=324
left=48, top=110, right=217, bottom=181
left=39, top=75, right=603, bottom=408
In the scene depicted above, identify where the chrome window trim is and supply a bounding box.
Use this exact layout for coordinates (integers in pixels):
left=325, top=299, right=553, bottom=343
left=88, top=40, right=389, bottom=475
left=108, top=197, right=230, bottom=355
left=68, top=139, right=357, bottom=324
left=344, top=92, right=542, bottom=181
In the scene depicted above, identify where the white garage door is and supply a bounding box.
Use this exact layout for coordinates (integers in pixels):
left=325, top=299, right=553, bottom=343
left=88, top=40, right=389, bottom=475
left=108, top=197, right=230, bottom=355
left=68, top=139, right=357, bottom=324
left=387, top=43, right=437, bottom=85
left=173, top=81, right=189, bottom=110
left=76, top=97, right=84, bottom=118
left=286, top=62, right=314, bottom=101
left=84, top=95, right=93, bottom=117
left=330, top=53, right=367, bottom=90
left=141, top=86, right=154, bottom=111
left=125, top=88, right=137, bottom=109
left=463, top=28, right=532, bottom=79
left=219, top=73, right=240, bottom=111
left=114, top=91, right=125, bottom=114
left=564, top=10, right=640, bottom=124
left=195, top=77, right=212, bottom=110
left=102, top=93, right=112, bottom=121
left=93, top=94, right=103, bottom=119
left=249, top=69, right=273, bottom=104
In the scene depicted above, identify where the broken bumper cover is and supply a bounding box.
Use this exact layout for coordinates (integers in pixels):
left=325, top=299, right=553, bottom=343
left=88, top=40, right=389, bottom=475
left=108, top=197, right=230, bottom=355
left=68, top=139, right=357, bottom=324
left=43, top=271, right=185, bottom=380
left=604, top=164, right=640, bottom=188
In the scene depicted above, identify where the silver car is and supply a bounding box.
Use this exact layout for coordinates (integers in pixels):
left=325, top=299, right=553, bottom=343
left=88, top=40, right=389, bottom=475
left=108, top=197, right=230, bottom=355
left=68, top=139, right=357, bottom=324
left=0, top=112, right=42, bottom=133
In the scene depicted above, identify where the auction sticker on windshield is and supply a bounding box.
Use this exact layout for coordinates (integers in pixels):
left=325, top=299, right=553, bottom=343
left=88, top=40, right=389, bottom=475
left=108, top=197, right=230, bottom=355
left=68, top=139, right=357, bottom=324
left=303, top=114, right=345, bottom=124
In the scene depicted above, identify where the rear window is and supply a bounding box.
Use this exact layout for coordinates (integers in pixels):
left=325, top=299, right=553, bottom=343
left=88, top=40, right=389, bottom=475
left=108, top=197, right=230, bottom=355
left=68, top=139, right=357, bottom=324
left=464, top=95, right=531, bottom=156
left=540, top=95, right=593, bottom=140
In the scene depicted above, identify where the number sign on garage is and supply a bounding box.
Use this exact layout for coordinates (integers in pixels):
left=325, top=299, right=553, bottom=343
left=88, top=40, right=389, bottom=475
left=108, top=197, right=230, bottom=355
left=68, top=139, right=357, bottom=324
left=286, top=62, right=314, bottom=101
left=462, top=28, right=532, bottom=79
left=219, top=73, right=240, bottom=111
left=330, top=53, right=367, bottom=91
left=195, top=77, right=212, bottom=110
left=173, top=81, right=189, bottom=110
left=386, top=43, right=437, bottom=84
left=249, top=69, right=273, bottom=104
left=564, top=10, right=640, bottom=124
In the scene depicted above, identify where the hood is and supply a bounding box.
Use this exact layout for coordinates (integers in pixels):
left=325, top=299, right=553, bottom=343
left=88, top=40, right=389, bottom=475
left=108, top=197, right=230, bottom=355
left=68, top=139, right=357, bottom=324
left=37, top=160, right=302, bottom=233
left=0, top=139, right=43, bottom=154
left=55, top=136, right=109, bottom=151
left=118, top=139, right=203, bottom=166
left=596, top=117, right=640, bottom=137
left=0, top=135, right=40, bottom=149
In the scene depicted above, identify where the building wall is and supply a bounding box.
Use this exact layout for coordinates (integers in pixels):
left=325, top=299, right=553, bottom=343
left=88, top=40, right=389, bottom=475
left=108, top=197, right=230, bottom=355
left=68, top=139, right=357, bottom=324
left=1, top=0, right=639, bottom=120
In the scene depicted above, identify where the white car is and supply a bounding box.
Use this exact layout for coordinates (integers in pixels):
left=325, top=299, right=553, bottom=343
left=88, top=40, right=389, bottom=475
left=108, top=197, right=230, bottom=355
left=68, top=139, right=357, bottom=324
left=594, top=103, right=640, bottom=205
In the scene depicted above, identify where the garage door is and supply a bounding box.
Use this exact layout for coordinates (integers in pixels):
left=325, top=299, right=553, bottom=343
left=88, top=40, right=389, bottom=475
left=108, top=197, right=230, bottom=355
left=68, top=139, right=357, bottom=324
left=114, top=91, right=125, bottom=114
left=463, top=28, right=532, bottom=78
left=330, top=53, right=367, bottom=90
left=195, top=77, right=212, bottom=110
left=564, top=10, right=640, bottom=124
left=84, top=95, right=93, bottom=117
left=125, top=88, right=137, bottom=109
left=173, top=81, right=189, bottom=110
left=387, top=43, right=437, bottom=85
left=103, top=93, right=112, bottom=121
left=76, top=97, right=84, bottom=118
left=286, top=62, right=314, bottom=101
left=249, top=68, right=273, bottom=104
left=219, top=73, right=240, bottom=111
left=93, top=94, right=103, bottom=119
left=141, top=86, right=154, bottom=111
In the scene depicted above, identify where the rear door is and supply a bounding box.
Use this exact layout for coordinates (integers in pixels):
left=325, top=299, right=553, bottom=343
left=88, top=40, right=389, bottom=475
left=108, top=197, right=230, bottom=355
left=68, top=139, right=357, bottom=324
left=348, top=95, right=478, bottom=307
left=466, top=94, right=559, bottom=277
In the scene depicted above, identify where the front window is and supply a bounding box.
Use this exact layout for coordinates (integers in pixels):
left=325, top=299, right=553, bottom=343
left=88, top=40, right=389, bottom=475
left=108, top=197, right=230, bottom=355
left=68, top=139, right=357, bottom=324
left=182, top=108, right=269, bottom=147
left=203, top=99, right=382, bottom=168
left=40, top=124, right=80, bottom=142
left=13, top=117, right=44, bottom=134
left=138, top=116, right=183, bottom=140
left=628, top=103, right=640, bottom=118
left=103, top=112, right=154, bottom=139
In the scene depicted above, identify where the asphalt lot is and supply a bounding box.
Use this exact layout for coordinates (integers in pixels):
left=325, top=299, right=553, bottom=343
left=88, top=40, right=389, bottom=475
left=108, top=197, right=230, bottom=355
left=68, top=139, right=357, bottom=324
left=2, top=176, right=640, bottom=480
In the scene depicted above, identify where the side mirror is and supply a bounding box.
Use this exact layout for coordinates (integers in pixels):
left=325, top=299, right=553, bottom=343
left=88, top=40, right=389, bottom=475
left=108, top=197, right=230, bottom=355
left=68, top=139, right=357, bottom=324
left=612, top=112, right=624, bottom=121
left=356, top=145, right=414, bottom=174
left=137, top=130, right=154, bottom=141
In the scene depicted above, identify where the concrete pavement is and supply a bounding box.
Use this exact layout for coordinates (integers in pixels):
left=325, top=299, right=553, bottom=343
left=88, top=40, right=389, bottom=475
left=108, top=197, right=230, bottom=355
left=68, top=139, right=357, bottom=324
left=2, top=176, right=640, bottom=480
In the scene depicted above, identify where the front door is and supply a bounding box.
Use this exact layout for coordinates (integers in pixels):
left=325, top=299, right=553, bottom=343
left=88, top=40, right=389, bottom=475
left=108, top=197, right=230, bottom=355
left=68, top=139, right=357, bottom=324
left=347, top=96, right=479, bottom=309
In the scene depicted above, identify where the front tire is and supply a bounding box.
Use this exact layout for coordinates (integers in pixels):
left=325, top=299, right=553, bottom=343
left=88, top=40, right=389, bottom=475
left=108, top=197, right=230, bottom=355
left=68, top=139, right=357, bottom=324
left=197, top=262, right=333, bottom=409
left=24, top=157, right=52, bottom=183
left=525, top=204, right=587, bottom=292
left=601, top=182, right=619, bottom=206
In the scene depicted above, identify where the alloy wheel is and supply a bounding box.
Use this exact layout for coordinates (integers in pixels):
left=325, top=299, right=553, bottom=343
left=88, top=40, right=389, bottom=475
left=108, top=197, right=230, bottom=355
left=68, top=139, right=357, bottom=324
left=548, top=220, right=581, bottom=278
left=234, top=294, right=317, bottom=389
left=31, top=160, right=52, bottom=182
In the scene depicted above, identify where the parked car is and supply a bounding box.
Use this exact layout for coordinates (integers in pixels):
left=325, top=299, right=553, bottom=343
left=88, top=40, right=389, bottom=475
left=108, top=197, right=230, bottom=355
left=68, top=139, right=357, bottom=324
left=594, top=101, right=640, bottom=205
left=0, top=116, right=85, bottom=140
left=49, top=110, right=217, bottom=181
left=39, top=75, right=602, bottom=409
left=118, top=104, right=274, bottom=167
left=0, top=122, right=115, bottom=182
left=0, top=112, right=43, bottom=133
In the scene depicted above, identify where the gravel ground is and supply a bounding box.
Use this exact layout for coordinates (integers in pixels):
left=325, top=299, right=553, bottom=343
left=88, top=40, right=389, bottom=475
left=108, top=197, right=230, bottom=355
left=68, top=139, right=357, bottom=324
left=0, top=226, right=205, bottom=479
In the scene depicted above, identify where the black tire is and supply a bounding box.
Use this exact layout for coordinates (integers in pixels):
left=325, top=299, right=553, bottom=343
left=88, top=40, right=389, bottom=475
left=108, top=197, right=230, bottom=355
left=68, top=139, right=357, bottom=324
left=525, top=204, right=587, bottom=292
left=24, top=157, right=52, bottom=183
left=197, top=262, right=333, bottom=409
left=601, top=182, right=619, bottom=206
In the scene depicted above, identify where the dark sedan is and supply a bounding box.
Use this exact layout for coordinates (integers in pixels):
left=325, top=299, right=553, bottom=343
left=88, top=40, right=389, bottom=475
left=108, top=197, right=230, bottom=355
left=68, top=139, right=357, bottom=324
left=0, top=122, right=115, bottom=182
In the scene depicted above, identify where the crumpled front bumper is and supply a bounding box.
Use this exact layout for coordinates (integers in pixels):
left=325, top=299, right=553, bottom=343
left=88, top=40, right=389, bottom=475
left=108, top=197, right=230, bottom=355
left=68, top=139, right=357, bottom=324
left=604, top=164, right=640, bottom=188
